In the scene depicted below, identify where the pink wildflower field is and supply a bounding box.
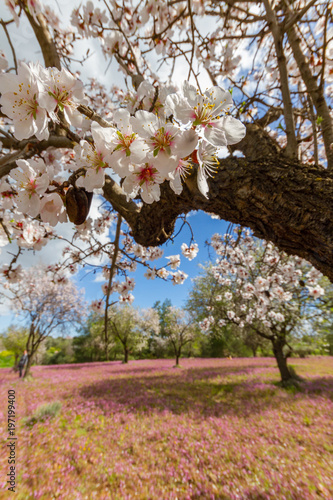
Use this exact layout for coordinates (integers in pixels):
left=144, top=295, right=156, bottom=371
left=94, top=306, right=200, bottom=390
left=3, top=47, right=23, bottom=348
left=0, top=357, right=332, bottom=500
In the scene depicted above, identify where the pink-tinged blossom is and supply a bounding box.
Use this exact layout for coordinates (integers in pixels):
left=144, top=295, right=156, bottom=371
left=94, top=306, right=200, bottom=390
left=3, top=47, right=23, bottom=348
left=156, top=267, right=169, bottom=279
left=91, top=299, right=104, bottom=313
left=144, top=268, right=156, bottom=280
left=108, top=108, right=148, bottom=176
left=227, top=310, right=236, bottom=320
left=166, top=254, right=181, bottom=270
left=1, top=263, right=23, bottom=282
left=10, top=159, right=49, bottom=217
left=307, top=285, right=325, bottom=298
left=40, top=193, right=66, bottom=226
left=170, top=270, right=188, bottom=285
left=75, top=123, right=114, bottom=191
left=16, top=220, right=52, bottom=250
left=168, top=158, right=192, bottom=195
left=181, top=242, right=199, bottom=260
left=122, top=162, right=164, bottom=204
left=116, top=277, right=135, bottom=297
left=0, top=62, right=49, bottom=140
left=165, top=81, right=246, bottom=147
left=0, top=179, right=15, bottom=210
left=131, top=110, right=198, bottom=176
left=37, top=66, right=85, bottom=127
left=119, top=293, right=134, bottom=303
left=5, top=0, right=20, bottom=26
left=146, top=247, right=164, bottom=261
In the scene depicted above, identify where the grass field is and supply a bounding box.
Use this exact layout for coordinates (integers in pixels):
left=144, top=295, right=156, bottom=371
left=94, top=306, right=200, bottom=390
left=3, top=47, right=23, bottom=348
left=0, top=357, right=332, bottom=499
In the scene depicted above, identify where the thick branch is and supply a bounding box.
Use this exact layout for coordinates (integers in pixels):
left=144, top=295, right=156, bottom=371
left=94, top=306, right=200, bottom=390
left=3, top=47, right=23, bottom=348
left=263, top=0, right=298, bottom=158
left=0, top=136, right=74, bottom=178
left=24, top=11, right=61, bottom=69
left=103, top=156, right=333, bottom=282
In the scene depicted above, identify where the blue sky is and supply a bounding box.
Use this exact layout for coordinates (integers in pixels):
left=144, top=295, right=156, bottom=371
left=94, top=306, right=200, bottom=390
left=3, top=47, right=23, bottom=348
left=0, top=213, right=230, bottom=333
left=75, top=212, right=230, bottom=309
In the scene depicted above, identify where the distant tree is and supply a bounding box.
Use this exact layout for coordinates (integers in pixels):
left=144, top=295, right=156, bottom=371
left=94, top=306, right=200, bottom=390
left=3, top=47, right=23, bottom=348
left=0, top=266, right=86, bottom=377
left=308, top=284, right=333, bottom=356
left=108, top=305, right=159, bottom=363
left=163, top=307, right=196, bottom=366
left=191, top=229, right=329, bottom=384
left=187, top=269, right=264, bottom=358
left=73, top=313, right=120, bottom=363
left=42, top=336, right=75, bottom=365
left=1, top=325, right=28, bottom=369
left=153, top=299, right=172, bottom=334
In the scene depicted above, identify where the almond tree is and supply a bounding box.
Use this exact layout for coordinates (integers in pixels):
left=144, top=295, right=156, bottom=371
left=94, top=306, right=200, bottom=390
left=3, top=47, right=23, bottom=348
left=163, top=307, right=196, bottom=366
left=0, top=0, right=331, bottom=286
left=192, top=228, right=329, bottom=384
left=0, top=265, right=86, bottom=377
left=107, top=304, right=159, bottom=363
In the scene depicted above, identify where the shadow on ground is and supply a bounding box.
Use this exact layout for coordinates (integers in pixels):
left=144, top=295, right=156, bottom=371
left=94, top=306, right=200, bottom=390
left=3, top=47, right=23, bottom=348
left=77, top=363, right=333, bottom=418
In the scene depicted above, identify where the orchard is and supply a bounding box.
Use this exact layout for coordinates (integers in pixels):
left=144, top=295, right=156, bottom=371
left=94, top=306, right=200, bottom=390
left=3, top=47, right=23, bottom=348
left=0, top=1, right=332, bottom=380
left=0, top=2, right=333, bottom=498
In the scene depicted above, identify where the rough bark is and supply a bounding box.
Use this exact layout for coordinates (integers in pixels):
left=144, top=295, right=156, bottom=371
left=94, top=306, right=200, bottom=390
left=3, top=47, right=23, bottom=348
left=272, top=339, right=292, bottom=384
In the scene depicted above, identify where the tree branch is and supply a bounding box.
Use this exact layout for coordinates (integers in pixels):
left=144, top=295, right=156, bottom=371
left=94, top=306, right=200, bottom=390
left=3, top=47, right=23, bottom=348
left=263, top=0, right=298, bottom=159
left=284, top=4, right=333, bottom=169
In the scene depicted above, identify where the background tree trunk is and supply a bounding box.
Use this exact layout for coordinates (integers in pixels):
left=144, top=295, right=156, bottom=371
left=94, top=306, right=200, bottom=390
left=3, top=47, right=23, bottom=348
left=272, top=340, right=292, bottom=384
left=23, top=355, right=33, bottom=378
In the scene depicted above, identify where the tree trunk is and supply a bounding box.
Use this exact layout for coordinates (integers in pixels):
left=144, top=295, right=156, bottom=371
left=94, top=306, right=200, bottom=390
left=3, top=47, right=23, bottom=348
left=272, top=340, right=292, bottom=384
left=124, top=348, right=129, bottom=364
left=13, top=354, right=19, bottom=371
left=23, top=324, right=35, bottom=378
left=252, top=347, right=257, bottom=357
left=175, top=354, right=179, bottom=366
left=23, top=355, right=33, bottom=378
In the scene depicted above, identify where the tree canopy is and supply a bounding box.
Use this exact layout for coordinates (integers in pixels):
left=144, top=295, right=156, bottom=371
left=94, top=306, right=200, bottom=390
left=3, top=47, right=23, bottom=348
left=0, top=0, right=332, bottom=301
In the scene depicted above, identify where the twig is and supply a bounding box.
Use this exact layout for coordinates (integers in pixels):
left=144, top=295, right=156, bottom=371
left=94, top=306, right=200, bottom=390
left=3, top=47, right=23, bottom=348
left=0, top=20, right=18, bottom=73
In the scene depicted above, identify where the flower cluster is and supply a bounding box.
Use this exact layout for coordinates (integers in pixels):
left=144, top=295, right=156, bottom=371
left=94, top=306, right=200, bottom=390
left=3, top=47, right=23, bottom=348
left=0, top=62, right=85, bottom=141
left=199, top=229, right=326, bottom=334
left=0, top=60, right=245, bottom=234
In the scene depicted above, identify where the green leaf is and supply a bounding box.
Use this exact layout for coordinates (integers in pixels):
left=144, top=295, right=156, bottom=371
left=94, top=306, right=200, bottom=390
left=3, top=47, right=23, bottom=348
left=316, top=116, right=323, bottom=125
